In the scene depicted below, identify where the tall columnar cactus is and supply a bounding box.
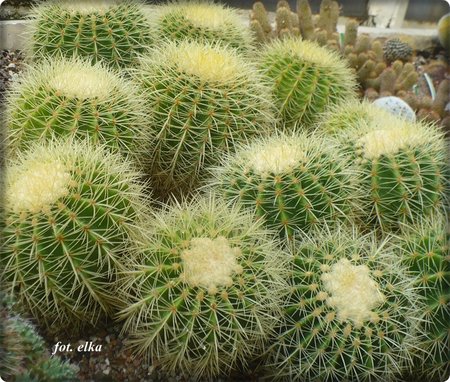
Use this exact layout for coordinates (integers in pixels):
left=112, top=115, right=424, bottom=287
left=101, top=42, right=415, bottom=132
left=266, top=226, right=423, bottom=381
left=337, top=115, right=447, bottom=231
left=117, top=194, right=288, bottom=380
left=1, top=139, right=148, bottom=331
left=395, top=216, right=449, bottom=381
left=210, top=132, right=361, bottom=239
left=135, top=40, right=275, bottom=195
left=6, top=58, right=149, bottom=158
left=152, top=1, right=253, bottom=51
left=28, top=0, right=152, bottom=69
left=258, top=37, right=357, bottom=128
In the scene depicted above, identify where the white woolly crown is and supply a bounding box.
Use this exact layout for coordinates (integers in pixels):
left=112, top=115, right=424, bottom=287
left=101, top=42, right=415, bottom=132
left=165, top=41, right=242, bottom=84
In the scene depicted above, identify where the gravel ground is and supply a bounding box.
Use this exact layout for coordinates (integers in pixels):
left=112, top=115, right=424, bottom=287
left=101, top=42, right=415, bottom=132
left=0, top=49, right=25, bottom=100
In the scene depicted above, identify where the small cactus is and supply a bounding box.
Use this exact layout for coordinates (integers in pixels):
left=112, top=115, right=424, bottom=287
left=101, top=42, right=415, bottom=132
left=0, top=294, right=78, bottom=381
left=337, top=115, right=447, bottom=231
left=210, top=131, right=361, bottom=239
left=395, top=215, right=450, bottom=381
left=1, top=139, right=148, bottom=331
left=134, top=40, right=274, bottom=195
left=6, top=58, right=149, bottom=159
left=258, top=37, right=357, bottom=128
left=383, top=38, right=413, bottom=64
left=266, top=226, right=424, bottom=381
left=28, top=0, right=152, bottom=69
left=152, top=0, right=253, bottom=51
left=319, top=100, right=390, bottom=136
left=117, top=194, right=288, bottom=380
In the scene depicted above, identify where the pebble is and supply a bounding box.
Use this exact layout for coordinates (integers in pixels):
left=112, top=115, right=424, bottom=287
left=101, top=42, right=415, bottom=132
left=372, top=96, right=417, bottom=122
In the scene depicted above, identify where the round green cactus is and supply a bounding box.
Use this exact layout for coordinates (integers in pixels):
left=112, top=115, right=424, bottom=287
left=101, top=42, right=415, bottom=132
left=1, top=139, right=148, bottom=331
left=266, top=226, right=423, bottom=381
left=210, top=131, right=361, bottom=239
left=28, top=0, right=152, bottom=69
left=258, top=37, right=357, bottom=128
left=338, top=115, right=447, bottom=231
left=135, top=39, right=275, bottom=195
left=152, top=0, right=253, bottom=51
left=117, top=194, right=288, bottom=379
left=395, top=215, right=449, bottom=381
left=319, top=99, right=393, bottom=136
left=6, top=58, right=149, bottom=158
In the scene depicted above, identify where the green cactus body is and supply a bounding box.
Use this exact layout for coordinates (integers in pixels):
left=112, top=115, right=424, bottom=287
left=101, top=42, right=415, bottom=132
left=6, top=58, right=149, bottom=158
left=1, top=140, right=148, bottom=330
left=211, top=132, right=361, bottom=239
left=396, top=216, right=449, bottom=380
left=153, top=1, right=253, bottom=51
left=267, top=227, right=423, bottom=381
left=259, top=37, right=357, bottom=128
left=117, top=195, right=288, bottom=380
left=135, top=40, right=274, bottom=194
left=338, top=116, right=447, bottom=231
left=28, top=0, right=152, bottom=69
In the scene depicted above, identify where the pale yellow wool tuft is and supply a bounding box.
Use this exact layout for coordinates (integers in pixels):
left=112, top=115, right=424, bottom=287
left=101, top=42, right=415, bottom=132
left=49, top=65, right=112, bottom=100
left=54, top=0, right=118, bottom=14
left=181, top=236, right=243, bottom=290
left=321, top=258, right=385, bottom=326
left=168, top=43, right=241, bottom=84
left=8, top=158, right=71, bottom=214
left=182, top=4, right=231, bottom=29
left=274, top=38, right=340, bottom=68
left=358, top=125, right=425, bottom=159
left=248, top=140, right=306, bottom=175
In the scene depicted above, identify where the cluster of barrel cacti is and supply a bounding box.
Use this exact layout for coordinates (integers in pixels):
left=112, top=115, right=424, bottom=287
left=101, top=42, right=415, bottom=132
left=1, top=0, right=448, bottom=381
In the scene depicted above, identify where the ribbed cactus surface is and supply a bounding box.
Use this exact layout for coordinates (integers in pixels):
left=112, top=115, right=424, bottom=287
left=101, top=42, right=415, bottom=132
left=135, top=40, right=274, bottom=195
left=6, top=58, right=148, bottom=158
left=396, top=216, right=449, bottom=380
left=117, top=195, right=288, bottom=380
left=211, top=132, right=360, bottom=239
left=259, top=37, right=357, bottom=128
left=338, top=115, right=447, bottom=231
left=266, top=227, right=423, bottom=381
left=29, top=0, right=152, bottom=68
left=1, top=139, right=148, bottom=331
left=153, top=1, right=253, bottom=51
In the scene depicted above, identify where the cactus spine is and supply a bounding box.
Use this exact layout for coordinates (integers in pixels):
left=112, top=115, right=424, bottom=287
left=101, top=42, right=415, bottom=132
left=266, top=226, right=423, bottom=381
left=28, top=0, right=152, bottom=69
left=211, top=131, right=361, bottom=239
left=135, top=40, right=274, bottom=195
left=338, top=115, right=447, bottom=231
left=153, top=1, right=253, bottom=51
left=6, top=58, right=149, bottom=158
left=117, top=194, right=288, bottom=380
left=259, top=37, right=357, bottom=128
left=1, top=139, right=148, bottom=331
